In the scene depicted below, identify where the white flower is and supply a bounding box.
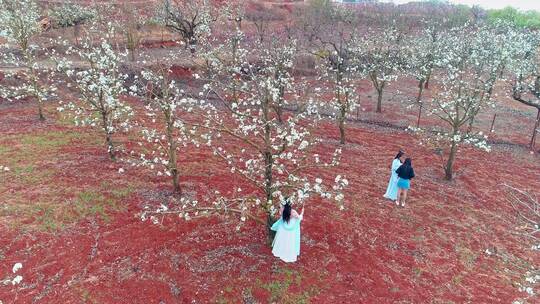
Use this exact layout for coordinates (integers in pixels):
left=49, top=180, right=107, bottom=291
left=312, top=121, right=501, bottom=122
left=118, top=168, right=125, bottom=174
left=11, top=275, right=22, bottom=285
left=12, top=263, right=22, bottom=273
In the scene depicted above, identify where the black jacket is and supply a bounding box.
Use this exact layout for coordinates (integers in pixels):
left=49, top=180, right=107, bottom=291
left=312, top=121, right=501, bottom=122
left=396, top=165, right=415, bottom=180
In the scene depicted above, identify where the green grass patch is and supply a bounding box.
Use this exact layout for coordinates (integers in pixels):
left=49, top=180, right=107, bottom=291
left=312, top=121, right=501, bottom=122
left=0, top=145, right=11, bottom=155
left=19, top=129, right=101, bottom=151
left=11, top=165, right=55, bottom=186
left=0, top=130, right=101, bottom=168
left=1, top=184, right=135, bottom=232
left=0, top=126, right=135, bottom=232
left=455, top=243, right=477, bottom=270
left=35, top=204, right=65, bottom=231
left=254, top=268, right=317, bottom=303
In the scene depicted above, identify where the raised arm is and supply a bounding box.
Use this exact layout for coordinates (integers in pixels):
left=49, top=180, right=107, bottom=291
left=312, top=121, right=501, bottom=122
left=292, top=207, right=305, bottom=220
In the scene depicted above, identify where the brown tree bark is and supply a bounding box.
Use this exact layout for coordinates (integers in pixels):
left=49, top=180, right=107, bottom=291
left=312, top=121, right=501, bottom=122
left=376, top=89, right=383, bottom=113
left=416, top=79, right=425, bottom=128
left=445, top=140, right=458, bottom=180
left=530, top=108, right=540, bottom=149
left=166, top=113, right=181, bottom=194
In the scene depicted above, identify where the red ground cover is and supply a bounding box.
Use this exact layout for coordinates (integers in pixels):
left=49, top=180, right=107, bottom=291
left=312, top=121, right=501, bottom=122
left=0, top=95, right=538, bottom=303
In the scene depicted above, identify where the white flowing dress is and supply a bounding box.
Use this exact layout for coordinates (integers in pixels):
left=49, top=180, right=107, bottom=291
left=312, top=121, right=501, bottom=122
left=383, top=158, right=402, bottom=201
left=271, top=215, right=302, bottom=263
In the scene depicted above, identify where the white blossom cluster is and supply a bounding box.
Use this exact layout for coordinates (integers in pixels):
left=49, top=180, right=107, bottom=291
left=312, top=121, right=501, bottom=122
left=49, top=3, right=96, bottom=28
left=405, top=23, right=445, bottom=85
left=141, top=31, right=349, bottom=227
left=1, top=262, right=22, bottom=286
left=408, top=126, right=491, bottom=152
left=0, top=0, right=40, bottom=43
left=505, top=24, right=540, bottom=125
left=56, top=32, right=133, bottom=158
left=126, top=67, right=200, bottom=182
left=515, top=269, right=540, bottom=298
left=407, top=23, right=518, bottom=178
left=154, top=0, right=214, bottom=51
left=0, top=0, right=58, bottom=120
left=355, top=25, right=405, bottom=92
left=315, top=46, right=361, bottom=143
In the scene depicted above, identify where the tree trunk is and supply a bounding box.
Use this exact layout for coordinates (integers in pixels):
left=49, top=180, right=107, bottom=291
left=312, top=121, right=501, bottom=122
left=100, top=110, right=115, bottom=161
left=38, top=100, right=45, bottom=121
left=467, top=115, right=476, bottom=134
left=29, top=64, right=45, bottom=122
left=266, top=212, right=277, bottom=243
left=489, top=113, right=497, bottom=133
left=424, top=73, right=431, bottom=89
left=105, top=131, right=116, bottom=161
left=264, top=150, right=275, bottom=241
left=129, top=47, right=136, bottom=62
left=416, top=79, right=424, bottom=128
left=416, top=103, right=423, bottom=129
left=74, top=24, right=80, bottom=46
left=166, top=115, right=181, bottom=194
left=530, top=108, right=540, bottom=150
left=445, top=140, right=458, bottom=180
left=376, top=88, right=383, bottom=113
left=416, top=79, right=424, bottom=104
left=339, top=116, right=345, bottom=145
left=264, top=151, right=273, bottom=204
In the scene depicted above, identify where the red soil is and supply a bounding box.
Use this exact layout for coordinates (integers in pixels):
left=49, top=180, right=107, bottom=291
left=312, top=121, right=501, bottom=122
left=0, top=91, right=538, bottom=303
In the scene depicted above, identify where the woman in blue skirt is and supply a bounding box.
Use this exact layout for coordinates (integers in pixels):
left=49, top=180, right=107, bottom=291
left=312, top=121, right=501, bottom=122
left=396, top=158, right=415, bottom=207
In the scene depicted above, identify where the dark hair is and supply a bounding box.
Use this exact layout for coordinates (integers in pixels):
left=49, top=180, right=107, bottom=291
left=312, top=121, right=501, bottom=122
left=282, top=202, right=292, bottom=223
left=403, top=158, right=412, bottom=167
left=395, top=150, right=404, bottom=159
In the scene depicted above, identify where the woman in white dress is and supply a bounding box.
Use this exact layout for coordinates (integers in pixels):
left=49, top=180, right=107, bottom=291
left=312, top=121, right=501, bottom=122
left=383, top=150, right=404, bottom=202
left=271, top=202, right=304, bottom=263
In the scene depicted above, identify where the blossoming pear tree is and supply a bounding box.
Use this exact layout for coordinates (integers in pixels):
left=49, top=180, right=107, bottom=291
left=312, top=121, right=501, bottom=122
left=201, top=32, right=348, bottom=231
left=128, top=61, right=200, bottom=194
left=154, top=0, right=214, bottom=53
left=303, top=2, right=361, bottom=144
left=115, top=4, right=148, bottom=62
left=141, top=31, right=348, bottom=234
left=409, top=24, right=508, bottom=180
left=49, top=2, right=96, bottom=46
left=0, top=0, right=57, bottom=121
left=406, top=21, right=445, bottom=128
left=56, top=29, right=133, bottom=160
left=356, top=24, right=406, bottom=113
left=507, top=28, right=540, bottom=150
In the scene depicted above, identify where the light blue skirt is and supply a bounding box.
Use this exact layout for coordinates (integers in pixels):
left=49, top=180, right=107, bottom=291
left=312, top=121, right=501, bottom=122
left=397, top=178, right=411, bottom=190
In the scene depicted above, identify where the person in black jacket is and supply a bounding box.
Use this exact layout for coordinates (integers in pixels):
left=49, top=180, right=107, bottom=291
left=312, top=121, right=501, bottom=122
left=395, top=158, right=415, bottom=207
